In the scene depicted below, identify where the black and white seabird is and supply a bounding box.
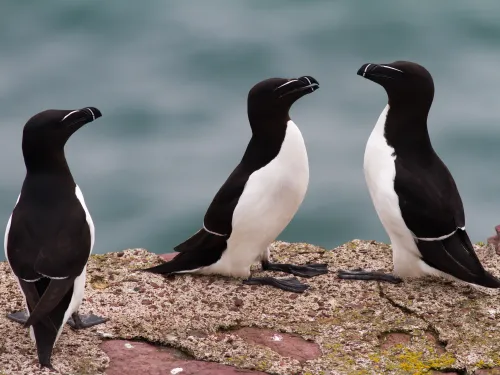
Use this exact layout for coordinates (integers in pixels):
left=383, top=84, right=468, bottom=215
left=144, top=76, right=327, bottom=293
left=5, top=107, right=108, bottom=369
left=338, top=61, right=500, bottom=288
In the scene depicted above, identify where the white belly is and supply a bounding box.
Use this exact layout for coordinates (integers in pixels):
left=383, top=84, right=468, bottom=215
left=202, top=120, right=309, bottom=277
left=364, top=105, right=426, bottom=277
left=58, top=185, right=94, bottom=332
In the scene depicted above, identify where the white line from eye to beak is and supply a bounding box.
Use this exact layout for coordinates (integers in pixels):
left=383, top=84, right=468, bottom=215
left=276, top=80, right=298, bottom=90
left=363, top=64, right=371, bottom=77
left=380, top=65, right=403, bottom=73
left=61, top=110, right=79, bottom=121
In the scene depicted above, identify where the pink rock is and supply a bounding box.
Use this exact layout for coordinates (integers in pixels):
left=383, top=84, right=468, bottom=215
left=475, top=368, right=500, bottom=375
left=226, top=327, right=321, bottom=363
left=380, top=332, right=411, bottom=350
left=101, top=340, right=270, bottom=375
left=160, top=253, right=178, bottom=261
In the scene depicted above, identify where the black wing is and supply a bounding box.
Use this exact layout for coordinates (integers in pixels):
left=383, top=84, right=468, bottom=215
left=146, top=163, right=252, bottom=274
left=159, top=135, right=278, bottom=271
left=144, top=229, right=229, bottom=273
left=7, top=197, right=91, bottom=279
left=203, top=163, right=252, bottom=236
left=416, top=228, right=500, bottom=287
left=178, top=162, right=252, bottom=249
left=394, top=155, right=499, bottom=287
left=7, top=194, right=91, bottom=327
left=174, top=163, right=250, bottom=254
left=394, top=155, right=464, bottom=238
left=192, top=136, right=277, bottom=239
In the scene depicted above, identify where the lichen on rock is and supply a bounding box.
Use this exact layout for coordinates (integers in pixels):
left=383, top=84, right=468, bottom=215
left=0, top=240, right=499, bottom=374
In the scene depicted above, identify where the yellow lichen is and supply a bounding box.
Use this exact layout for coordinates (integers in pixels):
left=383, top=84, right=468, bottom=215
left=255, top=360, right=271, bottom=371
left=72, top=357, right=99, bottom=375
left=225, top=352, right=273, bottom=372
left=90, top=275, right=109, bottom=290
left=474, top=359, right=487, bottom=368
left=90, top=254, right=107, bottom=260
left=490, top=352, right=500, bottom=366
left=376, top=345, right=456, bottom=375
left=225, top=355, right=247, bottom=366
left=346, top=241, right=357, bottom=250
left=349, top=370, right=372, bottom=375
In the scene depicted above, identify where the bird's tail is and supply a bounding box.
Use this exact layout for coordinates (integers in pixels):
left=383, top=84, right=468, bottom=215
left=143, top=227, right=227, bottom=274
left=173, top=228, right=206, bottom=252
left=20, top=278, right=75, bottom=368
left=142, top=253, right=201, bottom=275
left=24, top=278, right=75, bottom=328
left=477, top=271, right=500, bottom=288
left=418, top=229, right=500, bottom=288
left=143, top=261, right=182, bottom=274
left=33, top=320, right=59, bottom=369
left=33, top=290, right=72, bottom=369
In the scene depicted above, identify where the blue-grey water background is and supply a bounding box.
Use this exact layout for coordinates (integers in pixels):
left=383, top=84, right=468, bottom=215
left=0, top=1, right=499, bottom=261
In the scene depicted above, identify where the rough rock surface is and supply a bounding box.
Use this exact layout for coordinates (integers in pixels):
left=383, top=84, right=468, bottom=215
left=102, top=340, right=270, bottom=375
left=1, top=239, right=500, bottom=374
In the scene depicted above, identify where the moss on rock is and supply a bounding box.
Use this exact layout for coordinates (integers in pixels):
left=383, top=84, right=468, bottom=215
left=0, top=240, right=499, bottom=374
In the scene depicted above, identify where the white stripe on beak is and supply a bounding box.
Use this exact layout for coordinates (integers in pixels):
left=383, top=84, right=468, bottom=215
left=363, top=64, right=371, bottom=77
left=86, top=108, right=95, bottom=121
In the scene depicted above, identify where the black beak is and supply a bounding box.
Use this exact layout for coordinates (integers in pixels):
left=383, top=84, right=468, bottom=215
left=61, top=107, right=102, bottom=132
left=80, top=107, right=102, bottom=122
left=357, top=63, right=403, bottom=83
left=276, top=76, right=320, bottom=98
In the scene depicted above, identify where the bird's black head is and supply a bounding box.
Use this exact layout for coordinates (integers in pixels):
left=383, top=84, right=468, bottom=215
left=357, top=61, right=434, bottom=108
left=22, top=107, right=102, bottom=172
left=247, top=76, right=319, bottom=134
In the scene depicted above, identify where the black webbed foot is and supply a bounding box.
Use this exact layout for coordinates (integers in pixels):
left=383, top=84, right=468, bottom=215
left=337, top=268, right=402, bottom=284
left=243, top=276, right=309, bottom=293
left=67, top=313, right=108, bottom=329
left=7, top=310, right=29, bottom=324
left=262, top=261, right=328, bottom=278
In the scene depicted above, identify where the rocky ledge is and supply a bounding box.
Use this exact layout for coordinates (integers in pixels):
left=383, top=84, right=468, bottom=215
left=1, top=239, right=500, bottom=375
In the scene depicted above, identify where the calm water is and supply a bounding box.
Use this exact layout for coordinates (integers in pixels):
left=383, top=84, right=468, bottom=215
left=1, top=1, right=500, bottom=261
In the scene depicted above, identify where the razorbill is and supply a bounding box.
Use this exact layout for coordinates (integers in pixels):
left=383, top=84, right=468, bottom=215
left=338, top=61, right=500, bottom=288
left=144, top=76, right=327, bottom=292
left=5, top=107, right=108, bottom=369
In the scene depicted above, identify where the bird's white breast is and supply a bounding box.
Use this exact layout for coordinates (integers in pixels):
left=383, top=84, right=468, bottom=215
left=364, top=105, right=400, bottom=231
left=55, top=185, right=95, bottom=342
left=4, top=193, right=20, bottom=263
left=203, top=120, right=309, bottom=277
left=364, top=105, right=424, bottom=276
left=75, top=185, right=95, bottom=253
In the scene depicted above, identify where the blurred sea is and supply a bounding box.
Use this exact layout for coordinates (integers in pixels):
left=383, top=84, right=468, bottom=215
left=1, top=1, right=500, bottom=260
